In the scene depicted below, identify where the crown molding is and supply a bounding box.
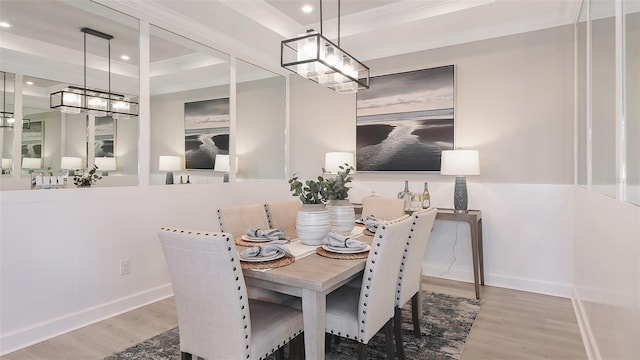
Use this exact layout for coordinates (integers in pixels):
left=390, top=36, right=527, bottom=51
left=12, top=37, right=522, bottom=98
left=219, top=0, right=304, bottom=38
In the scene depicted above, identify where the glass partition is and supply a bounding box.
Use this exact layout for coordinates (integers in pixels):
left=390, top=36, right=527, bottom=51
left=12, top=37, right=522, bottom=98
left=149, top=25, right=230, bottom=185
left=590, top=0, right=616, bottom=197
left=577, top=2, right=588, bottom=187
left=0, top=72, right=14, bottom=175
left=236, top=60, right=286, bottom=180
left=0, top=1, right=139, bottom=188
left=626, top=4, right=640, bottom=205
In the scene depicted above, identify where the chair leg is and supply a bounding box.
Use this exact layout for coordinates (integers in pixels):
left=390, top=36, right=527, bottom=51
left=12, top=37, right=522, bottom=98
left=394, top=307, right=406, bottom=360
left=275, top=347, right=285, bottom=360
left=293, top=333, right=305, bottom=360
left=325, top=334, right=332, bottom=353
left=384, top=318, right=395, bottom=359
left=357, top=342, right=368, bottom=360
left=180, top=352, right=192, bottom=360
left=411, top=293, right=421, bottom=338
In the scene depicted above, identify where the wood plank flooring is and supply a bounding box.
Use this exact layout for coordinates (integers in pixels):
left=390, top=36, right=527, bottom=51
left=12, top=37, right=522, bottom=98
left=1, top=277, right=587, bottom=359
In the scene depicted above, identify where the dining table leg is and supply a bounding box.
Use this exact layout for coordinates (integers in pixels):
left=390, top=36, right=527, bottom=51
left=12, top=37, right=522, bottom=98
left=302, top=288, right=326, bottom=359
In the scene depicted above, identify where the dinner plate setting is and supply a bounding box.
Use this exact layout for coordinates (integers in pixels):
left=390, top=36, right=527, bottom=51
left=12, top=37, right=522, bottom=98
left=240, top=234, right=273, bottom=242
left=321, top=244, right=371, bottom=254
left=239, top=252, right=285, bottom=262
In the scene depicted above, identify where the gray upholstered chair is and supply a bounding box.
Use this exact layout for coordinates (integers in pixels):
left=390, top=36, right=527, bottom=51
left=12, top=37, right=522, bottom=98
left=217, top=204, right=270, bottom=239
left=264, top=199, right=301, bottom=230
left=324, top=215, right=413, bottom=359
left=361, top=196, right=406, bottom=221
left=158, top=227, right=303, bottom=360
left=393, top=207, right=438, bottom=360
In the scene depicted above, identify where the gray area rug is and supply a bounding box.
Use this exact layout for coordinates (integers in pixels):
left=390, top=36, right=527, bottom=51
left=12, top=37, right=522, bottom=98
left=104, top=291, right=480, bottom=360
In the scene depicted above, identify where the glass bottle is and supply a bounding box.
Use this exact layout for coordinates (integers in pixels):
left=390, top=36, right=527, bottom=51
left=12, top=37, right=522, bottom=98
left=398, top=180, right=411, bottom=210
left=422, top=182, right=431, bottom=209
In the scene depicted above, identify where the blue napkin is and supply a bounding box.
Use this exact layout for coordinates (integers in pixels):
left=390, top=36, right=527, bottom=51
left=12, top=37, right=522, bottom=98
left=357, top=215, right=381, bottom=232
left=246, top=228, right=288, bottom=240
left=240, top=240, right=291, bottom=259
left=322, top=232, right=367, bottom=251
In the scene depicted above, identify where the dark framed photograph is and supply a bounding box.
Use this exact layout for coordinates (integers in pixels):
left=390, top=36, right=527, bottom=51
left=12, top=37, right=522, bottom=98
left=184, top=98, right=230, bottom=170
left=21, top=120, right=43, bottom=159
left=356, top=65, right=455, bottom=171
left=94, top=116, right=115, bottom=158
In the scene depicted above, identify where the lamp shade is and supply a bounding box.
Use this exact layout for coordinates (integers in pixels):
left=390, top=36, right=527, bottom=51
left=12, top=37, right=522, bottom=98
left=440, top=150, right=480, bottom=176
left=2, top=158, right=12, bottom=168
left=159, top=156, right=181, bottom=171
left=94, top=157, right=116, bottom=171
left=22, top=157, right=42, bottom=169
left=61, top=156, right=82, bottom=170
left=213, top=154, right=230, bottom=172
left=324, top=152, right=354, bottom=174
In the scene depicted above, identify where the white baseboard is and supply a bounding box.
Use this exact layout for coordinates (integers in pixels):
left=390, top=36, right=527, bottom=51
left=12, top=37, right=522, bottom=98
left=0, top=284, right=173, bottom=356
left=572, top=289, right=601, bottom=360
left=422, top=265, right=573, bottom=298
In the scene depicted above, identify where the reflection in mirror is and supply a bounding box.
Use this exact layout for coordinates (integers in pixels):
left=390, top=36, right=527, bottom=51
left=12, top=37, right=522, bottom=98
left=0, top=72, right=14, bottom=175
left=626, top=3, right=639, bottom=205
left=149, top=25, right=230, bottom=185
left=236, top=60, right=286, bottom=180
left=0, top=1, right=139, bottom=189
left=576, top=2, right=588, bottom=187
left=590, top=0, right=616, bottom=197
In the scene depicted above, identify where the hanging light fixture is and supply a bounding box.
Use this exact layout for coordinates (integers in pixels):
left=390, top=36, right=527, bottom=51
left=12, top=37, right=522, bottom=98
left=0, top=71, right=30, bottom=129
left=50, top=27, right=138, bottom=119
left=281, top=0, right=369, bottom=93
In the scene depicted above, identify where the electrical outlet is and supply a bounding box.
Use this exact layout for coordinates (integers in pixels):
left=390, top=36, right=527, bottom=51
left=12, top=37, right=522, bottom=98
left=120, top=259, right=131, bottom=276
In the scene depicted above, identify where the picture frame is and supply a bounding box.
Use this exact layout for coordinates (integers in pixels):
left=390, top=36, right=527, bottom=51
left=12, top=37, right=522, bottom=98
left=355, top=65, right=455, bottom=171
left=21, top=120, right=43, bottom=160
left=94, top=116, right=115, bottom=158
left=184, top=98, right=230, bottom=170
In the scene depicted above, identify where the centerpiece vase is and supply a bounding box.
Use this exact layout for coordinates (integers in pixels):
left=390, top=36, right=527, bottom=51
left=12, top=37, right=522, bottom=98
left=296, top=203, right=331, bottom=245
left=327, top=199, right=355, bottom=235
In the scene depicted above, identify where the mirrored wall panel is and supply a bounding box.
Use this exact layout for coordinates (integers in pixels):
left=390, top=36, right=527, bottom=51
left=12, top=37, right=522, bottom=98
left=236, top=60, right=286, bottom=181
left=150, top=25, right=230, bottom=185
left=0, top=1, right=139, bottom=189
left=626, top=4, right=639, bottom=205
left=590, top=0, right=616, bottom=198
left=576, top=2, right=588, bottom=187
left=0, top=72, right=14, bottom=176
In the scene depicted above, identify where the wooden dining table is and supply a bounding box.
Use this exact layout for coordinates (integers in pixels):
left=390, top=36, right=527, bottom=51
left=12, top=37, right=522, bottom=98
left=239, top=228, right=373, bottom=359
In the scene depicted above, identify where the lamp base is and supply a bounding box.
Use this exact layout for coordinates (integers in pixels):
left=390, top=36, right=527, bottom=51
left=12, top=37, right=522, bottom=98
left=223, top=173, right=229, bottom=183
left=453, top=176, right=468, bottom=213
left=165, top=171, right=174, bottom=185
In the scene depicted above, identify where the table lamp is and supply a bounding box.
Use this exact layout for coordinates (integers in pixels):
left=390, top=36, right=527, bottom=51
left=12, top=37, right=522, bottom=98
left=2, top=158, right=12, bottom=174
left=440, top=149, right=480, bottom=213
left=61, top=156, right=83, bottom=176
left=159, top=155, right=181, bottom=185
left=94, top=157, right=116, bottom=176
left=22, top=157, right=42, bottom=172
left=324, top=152, right=355, bottom=174
left=214, top=154, right=230, bottom=183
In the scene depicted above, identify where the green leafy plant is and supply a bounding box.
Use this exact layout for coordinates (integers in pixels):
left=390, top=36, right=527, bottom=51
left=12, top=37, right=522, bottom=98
left=288, top=174, right=327, bottom=204
left=73, top=165, right=102, bottom=187
left=323, top=163, right=354, bottom=200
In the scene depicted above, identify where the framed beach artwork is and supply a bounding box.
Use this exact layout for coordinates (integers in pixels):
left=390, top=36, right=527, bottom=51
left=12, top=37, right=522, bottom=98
left=94, top=116, right=115, bottom=158
left=184, top=98, right=230, bottom=170
left=21, top=120, right=43, bottom=159
left=356, top=65, right=455, bottom=171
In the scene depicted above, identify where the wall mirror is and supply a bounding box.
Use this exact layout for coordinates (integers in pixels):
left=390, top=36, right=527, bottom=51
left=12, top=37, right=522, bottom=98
left=576, top=2, right=588, bottom=187
left=626, top=3, right=639, bottom=205
left=236, top=60, right=286, bottom=181
left=0, top=72, right=15, bottom=176
left=0, top=1, right=139, bottom=189
left=150, top=25, right=230, bottom=185
left=590, top=0, right=616, bottom=198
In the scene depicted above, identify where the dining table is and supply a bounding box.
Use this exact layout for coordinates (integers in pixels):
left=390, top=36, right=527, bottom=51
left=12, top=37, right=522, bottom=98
left=238, top=226, right=372, bottom=360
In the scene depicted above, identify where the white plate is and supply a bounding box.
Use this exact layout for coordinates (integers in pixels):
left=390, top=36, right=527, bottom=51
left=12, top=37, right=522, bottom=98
left=241, top=234, right=272, bottom=242
left=322, top=244, right=371, bottom=254
left=239, top=252, right=285, bottom=262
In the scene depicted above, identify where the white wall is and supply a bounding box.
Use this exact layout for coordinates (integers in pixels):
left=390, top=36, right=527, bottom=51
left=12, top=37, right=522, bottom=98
left=573, top=188, right=640, bottom=360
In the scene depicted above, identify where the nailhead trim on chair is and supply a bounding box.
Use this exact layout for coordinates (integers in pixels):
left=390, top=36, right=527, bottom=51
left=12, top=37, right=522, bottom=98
left=263, top=204, right=274, bottom=228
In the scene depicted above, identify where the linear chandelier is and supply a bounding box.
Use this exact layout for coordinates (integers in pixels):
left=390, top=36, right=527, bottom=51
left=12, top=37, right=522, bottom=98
left=0, top=71, right=30, bottom=129
left=281, top=0, right=369, bottom=94
left=50, top=27, right=138, bottom=119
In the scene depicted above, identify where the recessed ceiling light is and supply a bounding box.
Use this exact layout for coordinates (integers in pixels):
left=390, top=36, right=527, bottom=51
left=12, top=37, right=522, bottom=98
left=0, top=21, right=12, bottom=28
left=120, top=55, right=130, bottom=61
left=301, top=4, right=313, bottom=13
left=25, top=81, right=34, bottom=85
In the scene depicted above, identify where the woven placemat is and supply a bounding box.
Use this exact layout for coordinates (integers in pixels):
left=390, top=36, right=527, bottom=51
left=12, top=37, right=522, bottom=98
left=363, top=229, right=376, bottom=236
left=240, top=253, right=295, bottom=270
left=235, top=237, right=290, bottom=247
left=355, top=223, right=365, bottom=227
left=316, top=247, right=369, bottom=260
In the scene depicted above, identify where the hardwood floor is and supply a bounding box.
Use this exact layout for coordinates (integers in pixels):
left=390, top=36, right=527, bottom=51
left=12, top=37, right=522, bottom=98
left=1, top=277, right=587, bottom=359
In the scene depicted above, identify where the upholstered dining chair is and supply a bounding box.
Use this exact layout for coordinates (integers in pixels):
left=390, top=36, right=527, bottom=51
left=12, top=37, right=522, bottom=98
left=217, top=203, right=270, bottom=238
left=324, top=215, right=413, bottom=359
left=264, top=199, right=301, bottom=230
left=393, top=207, right=438, bottom=360
left=158, top=227, right=304, bottom=360
left=361, top=196, right=406, bottom=221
